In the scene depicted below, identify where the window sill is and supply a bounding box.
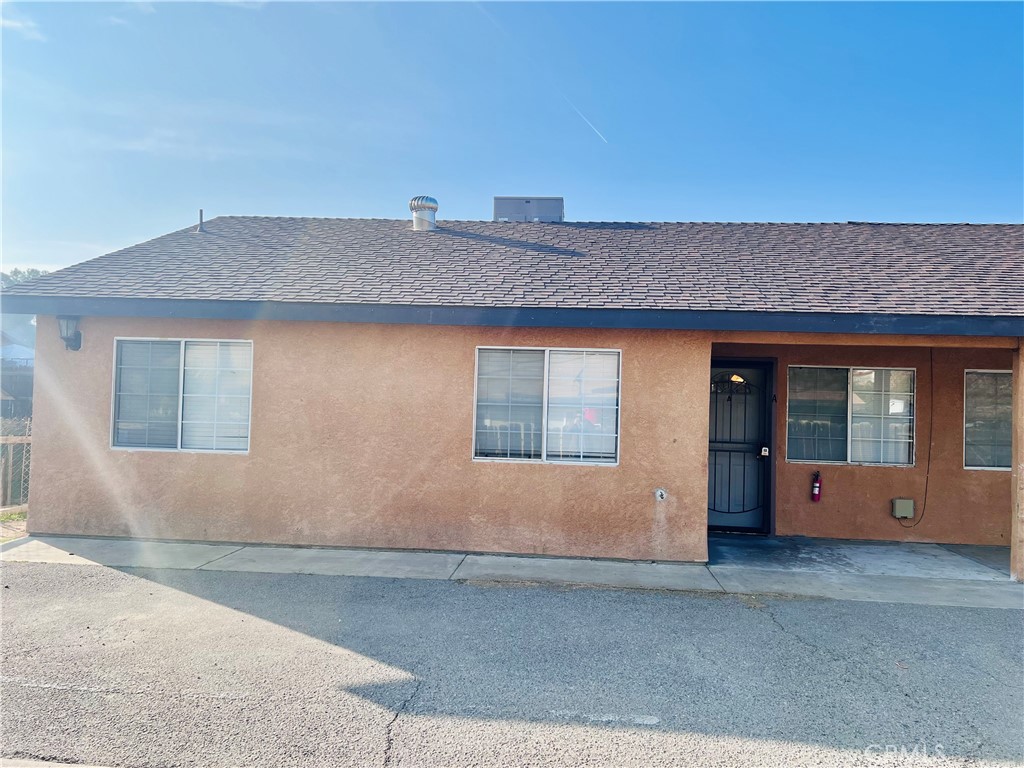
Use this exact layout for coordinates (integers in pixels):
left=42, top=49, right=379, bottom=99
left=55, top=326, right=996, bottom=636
left=472, top=457, right=619, bottom=468
left=963, top=465, right=1012, bottom=472
left=111, top=445, right=249, bottom=456
left=785, top=459, right=915, bottom=469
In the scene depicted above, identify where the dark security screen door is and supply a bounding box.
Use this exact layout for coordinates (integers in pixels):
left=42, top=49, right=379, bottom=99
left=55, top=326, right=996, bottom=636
left=708, top=364, right=771, bottom=533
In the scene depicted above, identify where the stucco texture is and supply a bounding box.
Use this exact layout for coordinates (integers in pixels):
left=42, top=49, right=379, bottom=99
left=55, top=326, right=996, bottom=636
left=29, top=316, right=713, bottom=562
left=715, top=342, right=1015, bottom=546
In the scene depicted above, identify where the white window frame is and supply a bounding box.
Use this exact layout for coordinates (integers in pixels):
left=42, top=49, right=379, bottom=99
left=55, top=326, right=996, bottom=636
left=785, top=365, right=917, bottom=468
left=110, top=337, right=254, bottom=454
left=963, top=369, right=1012, bottom=472
left=472, top=346, right=622, bottom=467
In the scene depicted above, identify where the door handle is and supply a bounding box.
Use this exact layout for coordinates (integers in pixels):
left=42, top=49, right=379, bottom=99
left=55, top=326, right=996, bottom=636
left=758, top=446, right=770, bottom=457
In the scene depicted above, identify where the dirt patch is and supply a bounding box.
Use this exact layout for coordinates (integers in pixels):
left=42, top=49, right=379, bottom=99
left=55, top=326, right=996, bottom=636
left=0, top=505, right=27, bottom=542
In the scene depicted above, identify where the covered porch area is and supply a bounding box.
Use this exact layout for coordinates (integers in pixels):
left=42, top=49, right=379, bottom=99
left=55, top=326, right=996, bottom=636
left=706, top=331, right=1023, bottom=581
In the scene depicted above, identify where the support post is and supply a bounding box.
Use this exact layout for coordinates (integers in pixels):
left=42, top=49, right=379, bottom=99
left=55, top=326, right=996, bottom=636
left=1011, top=340, right=1024, bottom=582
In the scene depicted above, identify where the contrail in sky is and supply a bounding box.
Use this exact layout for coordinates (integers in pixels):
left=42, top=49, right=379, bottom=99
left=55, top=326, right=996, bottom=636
left=564, top=97, right=609, bottom=144
left=474, top=2, right=609, bottom=145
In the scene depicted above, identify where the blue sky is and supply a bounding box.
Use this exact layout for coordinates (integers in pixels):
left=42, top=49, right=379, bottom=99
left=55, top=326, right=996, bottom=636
left=2, top=1, right=1022, bottom=271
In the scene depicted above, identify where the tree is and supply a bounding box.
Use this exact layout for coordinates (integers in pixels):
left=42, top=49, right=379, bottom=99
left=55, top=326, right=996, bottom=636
left=1, top=269, right=48, bottom=346
left=1, top=268, right=48, bottom=288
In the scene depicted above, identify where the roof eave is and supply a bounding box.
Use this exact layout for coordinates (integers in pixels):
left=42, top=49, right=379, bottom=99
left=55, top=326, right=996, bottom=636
left=2, top=295, right=1022, bottom=338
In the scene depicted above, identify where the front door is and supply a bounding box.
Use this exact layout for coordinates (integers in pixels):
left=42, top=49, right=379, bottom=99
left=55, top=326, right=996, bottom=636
left=708, top=363, right=772, bottom=533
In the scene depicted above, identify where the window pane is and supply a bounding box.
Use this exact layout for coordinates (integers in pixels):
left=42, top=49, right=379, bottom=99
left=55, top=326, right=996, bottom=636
left=117, top=368, right=148, bottom=395
left=473, top=349, right=544, bottom=460
left=220, top=343, right=252, bottom=369
left=113, top=341, right=180, bottom=448
left=851, top=369, right=882, bottom=393
left=117, top=342, right=151, bottom=367
left=886, top=370, right=914, bottom=393
left=117, top=394, right=149, bottom=421
left=184, top=369, right=217, bottom=395
left=883, top=441, right=913, bottom=465
left=217, top=396, right=250, bottom=423
left=850, top=439, right=882, bottom=464
left=787, top=368, right=849, bottom=461
left=149, top=343, right=182, bottom=369
left=147, top=421, right=179, bottom=447
left=581, top=379, right=620, bottom=407
left=545, top=351, right=620, bottom=463
left=478, top=349, right=511, bottom=377
left=584, top=353, right=618, bottom=379
left=851, top=416, right=881, bottom=440
left=581, top=434, right=617, bottom=462
left=184, top=342, right=220, bottom=368
left=149, top=368, right=180, bottom=395
left=510, top=377, right=543, bottom=405
left=181, top=341, right=252, bottom=451
left=218, top=369, right=250, bottom=397
left=855, top=369, right=914, bottom=465
left=965, top=371, right=1012, bottom=469
left=852, top=393, right=885, bottom=416
left=181, top=421, right=216, bottom=450
left=477, top=376, right=510, bottom=404
left=548, top=351, right=585, bottom=379
left=546, top=429, right=580, bottom=461
left=114, top=422, right=146, bottom=446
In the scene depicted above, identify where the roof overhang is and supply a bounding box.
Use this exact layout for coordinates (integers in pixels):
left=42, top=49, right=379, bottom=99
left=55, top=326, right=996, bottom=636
left=2, top=295, right=1022, bottom=337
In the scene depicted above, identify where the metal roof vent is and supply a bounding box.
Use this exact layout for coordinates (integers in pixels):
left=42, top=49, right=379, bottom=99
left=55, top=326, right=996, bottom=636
left=409, top=195, right=439, bottom=231
left=493, top=196, right=564, bottom=223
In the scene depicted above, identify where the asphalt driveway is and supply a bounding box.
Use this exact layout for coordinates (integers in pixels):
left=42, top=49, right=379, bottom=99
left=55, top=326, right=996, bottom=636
left=2, top=562, right=1022, bottom=767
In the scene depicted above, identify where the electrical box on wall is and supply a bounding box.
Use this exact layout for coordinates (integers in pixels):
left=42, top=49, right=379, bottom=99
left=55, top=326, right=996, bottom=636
left=892, top=498, right=915, bottom=519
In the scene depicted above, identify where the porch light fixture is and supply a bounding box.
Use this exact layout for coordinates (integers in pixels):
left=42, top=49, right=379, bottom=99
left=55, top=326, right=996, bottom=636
left=57, top=316, right=82, bottom=351
left=729, top=374, right=746, bottom=384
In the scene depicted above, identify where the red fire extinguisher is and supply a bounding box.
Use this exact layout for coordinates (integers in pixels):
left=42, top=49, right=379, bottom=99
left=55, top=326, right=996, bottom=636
left=811, top=471, right=822, bottom=503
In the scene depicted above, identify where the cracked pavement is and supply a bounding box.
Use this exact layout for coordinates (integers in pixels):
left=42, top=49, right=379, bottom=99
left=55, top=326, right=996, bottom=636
left=2, top=562, right=1022, bottom=767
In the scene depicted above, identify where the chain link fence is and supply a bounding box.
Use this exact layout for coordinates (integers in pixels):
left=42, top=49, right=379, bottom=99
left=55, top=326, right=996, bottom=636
left=1, top=417, right=32, bottom=506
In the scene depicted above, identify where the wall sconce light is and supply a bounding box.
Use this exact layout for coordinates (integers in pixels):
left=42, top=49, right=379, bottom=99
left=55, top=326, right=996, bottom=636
left=57, top=316, right=82, bottom=351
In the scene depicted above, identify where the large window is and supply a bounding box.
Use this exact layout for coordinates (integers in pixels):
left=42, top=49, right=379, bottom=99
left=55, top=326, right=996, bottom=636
left=113, top=339, right=252, bottom=452
left=964, top=371, right=1012, bottom=470
left=474, top=348, right=620, bottom=464
left=787, top=366, right=915, bottom=465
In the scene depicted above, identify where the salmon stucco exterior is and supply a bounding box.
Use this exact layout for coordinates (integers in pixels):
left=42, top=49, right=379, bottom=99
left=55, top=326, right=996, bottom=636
left=29, top=316, right=714, bottom=562
left=4, top=212, right=1023, bottom=577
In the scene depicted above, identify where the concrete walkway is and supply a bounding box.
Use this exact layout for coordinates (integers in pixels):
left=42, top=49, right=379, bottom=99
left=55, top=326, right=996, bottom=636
left=2, top=533, right=1021, bottom=609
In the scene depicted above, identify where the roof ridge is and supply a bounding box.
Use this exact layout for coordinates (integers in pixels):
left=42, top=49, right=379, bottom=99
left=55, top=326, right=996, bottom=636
left=206, top=216, right=1024, bottom=226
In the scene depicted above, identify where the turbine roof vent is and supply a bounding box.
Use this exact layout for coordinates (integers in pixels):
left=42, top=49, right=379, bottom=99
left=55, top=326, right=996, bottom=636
left=409, top=195, right=439, bottom=231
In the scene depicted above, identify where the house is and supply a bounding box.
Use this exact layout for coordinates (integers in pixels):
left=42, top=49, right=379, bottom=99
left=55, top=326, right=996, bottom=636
left=3, top=197, right=1022, bottom=580
left=0, top=330, right=35, bottom=419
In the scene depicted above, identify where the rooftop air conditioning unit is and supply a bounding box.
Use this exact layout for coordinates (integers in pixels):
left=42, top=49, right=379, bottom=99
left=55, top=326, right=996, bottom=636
left=493, top=196, right=564, bottom=223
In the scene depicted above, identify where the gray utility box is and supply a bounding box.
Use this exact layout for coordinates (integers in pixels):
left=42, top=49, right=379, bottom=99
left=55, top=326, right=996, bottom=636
left=493, top=196, right=564, bottom=223
left=892, top=498, right=915, bottom=519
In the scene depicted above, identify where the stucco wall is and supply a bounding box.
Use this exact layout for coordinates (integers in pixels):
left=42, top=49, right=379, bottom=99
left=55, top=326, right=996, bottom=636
left=29, top=316, right=713, bottom=562
left=715, top=343, right=1014, bottom=545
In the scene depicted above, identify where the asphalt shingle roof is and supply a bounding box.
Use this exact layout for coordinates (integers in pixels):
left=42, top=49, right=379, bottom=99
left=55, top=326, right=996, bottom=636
left=6, top=217, right=1023, bottom=317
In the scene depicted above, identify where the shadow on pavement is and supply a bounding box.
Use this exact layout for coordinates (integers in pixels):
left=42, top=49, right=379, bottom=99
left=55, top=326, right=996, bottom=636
left=109, top=564, right=1023, bottom=763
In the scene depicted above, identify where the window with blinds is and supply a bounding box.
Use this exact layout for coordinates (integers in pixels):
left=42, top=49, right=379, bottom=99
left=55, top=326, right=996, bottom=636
left=474, top=348, right=620, bottom=465
left=546, top=350, right=620, bottom=463
left=786, top=367, right=849, bottom=462
left=964, top=370, right=1012, bottom=470
left=787, top=366, right=915, bottom=466
left=113, top=339, right=252, bottom=452
left=113, top=341, right=182, bottom=449
left=475, top=349, right=545, bottom=460
left=181, top=341, right=252, bottom=451
left=850, top=368, right=915, bottom=465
